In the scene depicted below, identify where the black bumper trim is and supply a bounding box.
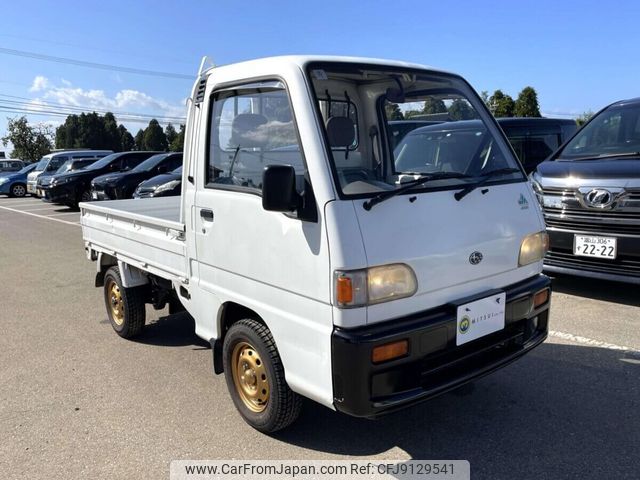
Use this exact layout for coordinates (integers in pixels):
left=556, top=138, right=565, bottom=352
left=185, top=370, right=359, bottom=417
left=331, top=274, right=551, bottom=418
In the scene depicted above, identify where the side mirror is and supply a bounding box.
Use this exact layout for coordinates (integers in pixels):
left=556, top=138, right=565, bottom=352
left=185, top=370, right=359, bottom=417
left=262, top=165, right=298, bottom=212
left=157, top=165, right=167, bottom=174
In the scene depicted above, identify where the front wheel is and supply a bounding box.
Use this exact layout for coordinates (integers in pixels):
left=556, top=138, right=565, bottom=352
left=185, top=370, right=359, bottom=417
left=103, top=267, right=146, bottom=338
left=223, top=319, right=301, bottom=433
left=10, top=183, right=26, bottom=197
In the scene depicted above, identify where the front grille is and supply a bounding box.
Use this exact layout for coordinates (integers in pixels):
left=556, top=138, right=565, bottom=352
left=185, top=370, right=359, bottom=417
left=544, top=208, right=640, bottom=235
left=545, top=250, right=640, bottom=277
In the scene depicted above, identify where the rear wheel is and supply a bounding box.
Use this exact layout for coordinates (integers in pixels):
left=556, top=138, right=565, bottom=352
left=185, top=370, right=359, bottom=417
left=223, top=319, right=301, bottom=433
left=9, top=183, right=26, bottom=198
left=103, top=267, right=146, bottom=338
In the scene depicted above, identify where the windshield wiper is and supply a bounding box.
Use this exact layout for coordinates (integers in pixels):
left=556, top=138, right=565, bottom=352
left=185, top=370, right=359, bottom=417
left=561, top=151, right=640, bottom=161
left=454, top=167, right=521, bottom=201
left=363, top=172, right=471, bottom=211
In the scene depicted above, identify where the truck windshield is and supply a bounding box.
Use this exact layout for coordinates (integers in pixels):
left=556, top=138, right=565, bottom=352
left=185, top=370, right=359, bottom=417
left=307, top=63, right=523, bottom=197
left=35, top=156, right=51, bottom=171
left=558, top=103, right=640, bottom=160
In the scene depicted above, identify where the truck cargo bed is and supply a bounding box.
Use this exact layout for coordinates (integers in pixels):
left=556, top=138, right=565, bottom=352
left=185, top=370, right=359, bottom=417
left=80, top=197, right=187, bottom=282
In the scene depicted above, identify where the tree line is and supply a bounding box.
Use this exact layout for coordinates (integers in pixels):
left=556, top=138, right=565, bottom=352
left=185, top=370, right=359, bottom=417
left=56, top=112, right=184, bottom=152
left=386, top=86, right=544, bottom=121
left=1, top=112, right=185, bottom=162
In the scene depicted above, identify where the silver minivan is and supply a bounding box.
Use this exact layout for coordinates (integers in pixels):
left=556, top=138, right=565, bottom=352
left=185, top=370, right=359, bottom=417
left=26, top=150, right=112, bottom=196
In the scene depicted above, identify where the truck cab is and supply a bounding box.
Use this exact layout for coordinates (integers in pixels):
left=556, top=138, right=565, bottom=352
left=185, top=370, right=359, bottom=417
left=81, top=56, right=551, bottom=433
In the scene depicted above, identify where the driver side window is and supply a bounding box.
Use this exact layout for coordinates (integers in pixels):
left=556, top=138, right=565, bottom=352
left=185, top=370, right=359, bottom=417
left=206, top=80, right=306, bottom=192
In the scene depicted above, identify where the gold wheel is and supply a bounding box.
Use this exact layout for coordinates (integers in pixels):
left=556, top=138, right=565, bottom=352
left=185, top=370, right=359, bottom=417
left=231, top=341, right=269, bottom=413
left=106, top=278, right=124, bottom=326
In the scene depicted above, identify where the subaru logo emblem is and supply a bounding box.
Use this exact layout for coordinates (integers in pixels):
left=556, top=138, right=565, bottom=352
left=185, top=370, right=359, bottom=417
left=584, top=189, right=613, bottom=209
left=469, top=251, right=483, bottom=265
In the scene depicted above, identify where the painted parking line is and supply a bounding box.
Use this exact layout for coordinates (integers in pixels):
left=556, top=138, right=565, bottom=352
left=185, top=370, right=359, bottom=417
left=1, top=201, right=44, bottom=207
left=0, top=204, right=80, bottom=227
left=47, top=212, right=81, bottom=217
left=16, top=206, right=67, bottom=212
left=549, top=330, right=639, bottom=352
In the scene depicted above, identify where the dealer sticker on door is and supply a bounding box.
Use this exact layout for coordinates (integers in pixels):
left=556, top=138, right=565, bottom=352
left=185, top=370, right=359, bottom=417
left=456, top=292, right=506, bottom=346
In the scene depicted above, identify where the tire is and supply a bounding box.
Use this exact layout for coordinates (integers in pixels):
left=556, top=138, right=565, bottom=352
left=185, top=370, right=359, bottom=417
left=9, top=183, right=27, bottom=198
left=223, top=319, right=301, bottom=433
left=103, top=267, right=146, bottom=339
left=79, top=189, right=92, bottom=204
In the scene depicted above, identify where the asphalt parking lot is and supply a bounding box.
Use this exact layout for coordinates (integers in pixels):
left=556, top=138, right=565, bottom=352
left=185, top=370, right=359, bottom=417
left=1, top=196, right=638, bottom=480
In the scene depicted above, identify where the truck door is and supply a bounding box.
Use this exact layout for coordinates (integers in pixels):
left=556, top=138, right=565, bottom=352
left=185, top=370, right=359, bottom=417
left=192, top=78, right=332, bottom=376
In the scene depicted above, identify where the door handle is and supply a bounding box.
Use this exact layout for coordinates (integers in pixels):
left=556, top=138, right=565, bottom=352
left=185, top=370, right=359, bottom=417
left=200, top=209, right=214, bottom=222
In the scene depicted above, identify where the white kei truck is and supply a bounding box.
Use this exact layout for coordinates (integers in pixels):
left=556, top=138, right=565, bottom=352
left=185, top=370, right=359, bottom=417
left=80, top=56, right=551, bottom=433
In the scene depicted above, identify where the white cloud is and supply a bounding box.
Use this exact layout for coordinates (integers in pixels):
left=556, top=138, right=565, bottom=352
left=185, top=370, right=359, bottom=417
left=29, top=75, right=50, bottom=92
left=26, top=76, right=187, bottom=132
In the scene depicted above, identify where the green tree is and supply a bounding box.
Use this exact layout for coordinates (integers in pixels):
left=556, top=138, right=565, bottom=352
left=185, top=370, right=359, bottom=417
left=118, top=125, right=135, bottom=151
left=448, top=99, right=477, bottom=121
left=142, top=119, right=167, bottom=151
left=480, top=90, right=490, bottom=107
left=55, top=114, right=80, bottom=149
left=385, top=103, right=404, bottom=120
left=403, top=109, right=423, bottom=119
left=169, top=124, right=185, bottom=152
left=1, top=116, right=53, bottom=162
left=75, top=112, right=107, bottom=149
left=576, top=110, right=594, bottom=127
left=514, top=86, right=541, bottom=117
left=55, top=112, right=133, bottom=151
left=165, top=123, right=178, bottom=147
left=134, top=129, right=145, bottom=150
left=488, top=90, right=515, bottom=117
left=103, top=112, right=120, bottom=151
left=422, top=98, right=447, bottom=114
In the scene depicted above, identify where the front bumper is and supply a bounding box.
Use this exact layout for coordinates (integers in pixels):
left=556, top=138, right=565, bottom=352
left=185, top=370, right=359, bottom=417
left=41, top=184, right=76, bottom=204
left=91, top=185, right=121, bottom=200
left=544, top=228, right=640, bottom=284
left=26, top=180, right=38, bottom=194
left=331, top=274, right=550, bottom=418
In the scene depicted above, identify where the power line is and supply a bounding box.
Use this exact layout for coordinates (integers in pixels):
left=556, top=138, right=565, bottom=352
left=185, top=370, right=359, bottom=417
left=0, top=94, right=186, bottom=121
left=0, top=107, right=181, bottom=126
left=0, top=33, right=195, bottom=66
left=0, top=102, right=185, bottom=124
left=0, top=102, right=185, bottom=122
left=0, top=47, right=194, bottom=80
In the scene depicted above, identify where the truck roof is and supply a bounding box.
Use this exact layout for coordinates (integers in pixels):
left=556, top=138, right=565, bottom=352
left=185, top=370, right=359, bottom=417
left=203, top=55, right=451, bottom=78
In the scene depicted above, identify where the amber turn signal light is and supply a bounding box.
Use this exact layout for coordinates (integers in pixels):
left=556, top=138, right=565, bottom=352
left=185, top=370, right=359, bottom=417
left=372, top=339, right=409, bottom=364
left=336, top=276, right=353, bottom=304
left=533, top=288, right=549, bottom=308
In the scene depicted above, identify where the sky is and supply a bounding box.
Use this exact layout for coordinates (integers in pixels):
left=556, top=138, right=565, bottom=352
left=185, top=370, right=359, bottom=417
left=1, top=0, right=639, bottom=156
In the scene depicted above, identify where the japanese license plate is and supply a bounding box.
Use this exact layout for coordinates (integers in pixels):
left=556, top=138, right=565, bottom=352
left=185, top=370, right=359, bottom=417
left=573, top=235, right=617, bottom=259
left=456, top=292, right=506, bottom=346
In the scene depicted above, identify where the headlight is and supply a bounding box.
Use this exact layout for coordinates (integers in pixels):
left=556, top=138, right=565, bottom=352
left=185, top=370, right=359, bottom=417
left=0, top=178, right=8, bottom=185
left=519, top=231, right=549, bottom=266
left=53, top=176, right=72, bottom=185
left=334, top=263, right=417, bottom=308
left=529, top=177, right=544, bottom=206
left=154, top=179, right=181, bottom=193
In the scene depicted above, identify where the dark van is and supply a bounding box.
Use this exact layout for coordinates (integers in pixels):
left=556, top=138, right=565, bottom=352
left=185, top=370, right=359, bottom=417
left=498, top=117, right=578, bottom=173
